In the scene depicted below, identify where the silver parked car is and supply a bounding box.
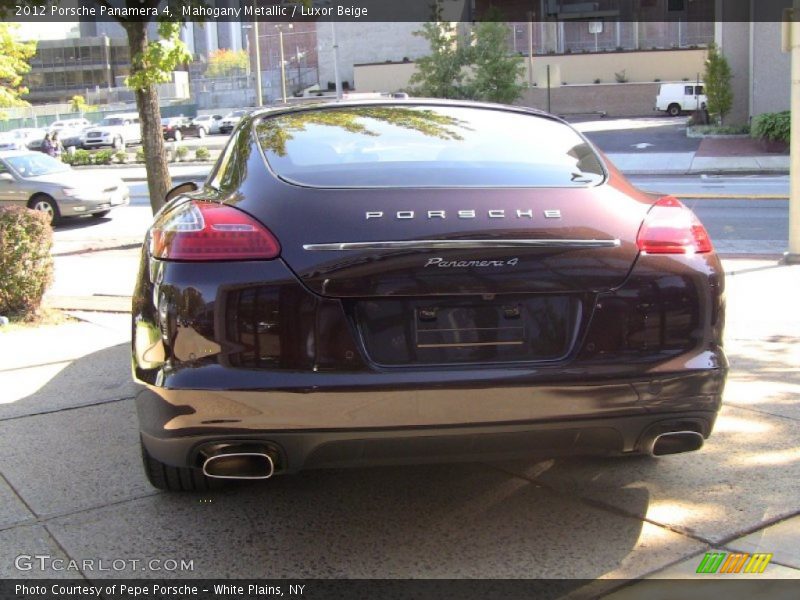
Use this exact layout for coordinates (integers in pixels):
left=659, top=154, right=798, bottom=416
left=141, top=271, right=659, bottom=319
left=0, top=151, right=130, bottom=224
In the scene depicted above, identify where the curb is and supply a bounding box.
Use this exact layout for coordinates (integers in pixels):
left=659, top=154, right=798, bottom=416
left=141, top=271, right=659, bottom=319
left=45, top=295, right=131, bottom=313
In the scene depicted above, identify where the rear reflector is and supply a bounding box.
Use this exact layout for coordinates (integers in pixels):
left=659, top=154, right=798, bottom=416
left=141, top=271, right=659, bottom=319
left=150, top=201, right=281, bottom=261
left=636, top=196, right=713, bottom=255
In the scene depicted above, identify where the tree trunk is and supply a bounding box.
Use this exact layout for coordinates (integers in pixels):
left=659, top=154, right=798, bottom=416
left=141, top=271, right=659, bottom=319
left=125, top=22, right=171, bottom=214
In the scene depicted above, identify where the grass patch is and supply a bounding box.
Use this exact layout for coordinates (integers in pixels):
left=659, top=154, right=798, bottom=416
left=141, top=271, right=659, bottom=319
left=691, top=124, right=750, bottom=135
left=0, top=307, right=76, bottom=333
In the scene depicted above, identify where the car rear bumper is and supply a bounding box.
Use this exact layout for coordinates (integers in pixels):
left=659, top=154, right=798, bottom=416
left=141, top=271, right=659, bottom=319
left=136, top=366, right=725, bottom=472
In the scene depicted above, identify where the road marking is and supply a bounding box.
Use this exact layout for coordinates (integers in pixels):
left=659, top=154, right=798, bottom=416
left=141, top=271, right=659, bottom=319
left=632, top=142, right=655, bottom=149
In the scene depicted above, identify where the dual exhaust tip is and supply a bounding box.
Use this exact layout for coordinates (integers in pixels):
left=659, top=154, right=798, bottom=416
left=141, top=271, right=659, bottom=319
left=202, top=445, right=278, bottom=480
left=649, top=430, right=704, bottom=457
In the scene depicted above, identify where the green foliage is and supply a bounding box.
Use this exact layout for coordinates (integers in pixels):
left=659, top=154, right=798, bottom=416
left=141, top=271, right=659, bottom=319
left=408, top=6, right=469, bottom=99
left=0, top=24, right=37, bottom=113
left=704, top=43, right=733, bottom=125
left=206, top=49, right=249, bottom=77
left=114, top=150, right=128, bottom=164
left=465, top=16, right=525, bottom=104
left=125, top=20, right=192, bottom=91
left=70, top=149, right=92, bottom=166
left=94, top=150, right=114, bottom=165
left=175, top=145, right=189, bottom=160
left=0, top=206, right=53, bottom=317
left=751, top=111, right=790, bottom=143
left=194, top=146, right=210, bottom=161
left=692, top=124, right=750, bottom=135
left=135, top=147, right=146, bottom=163
left=614, top=70, right=628, bottom=83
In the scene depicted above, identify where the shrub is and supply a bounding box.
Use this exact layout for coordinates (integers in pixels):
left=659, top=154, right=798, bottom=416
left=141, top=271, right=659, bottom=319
left=751, top=111, right=790, bottom=143
left=71, top=149, right=91, bottom=166
left=114, top=150, right=128, bottom=164
left=175, top=145, right=189, bottom=161
left=705, top=43, right=733, bottom=124
left=0, top=207, right=54, bottom=317
left=195, top=146, right=210, bottom=161
left=135, top=147, right=146, bottom=163
left=614, top=70, right=628, bottom=83
left=94, top=150, right=114, bottom=165
left=593, top=78, right=601, bottom=84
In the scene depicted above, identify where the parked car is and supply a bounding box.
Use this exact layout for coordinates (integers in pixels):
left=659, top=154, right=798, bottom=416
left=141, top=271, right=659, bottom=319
left=161, top=117, right=207, bottom=141
left=219, top=110, right=248, bottom=134
left=192, top=114, right=224, bottom=135
left=132, top=100, right=726, bottom=491
left=59, top=126, right=93, bottom=149
left=48, top=118, right=91, bottom=134
left=655, top=82, right=707, bottom=116
left=0, top=150, right=129, bottom=223
left=82, top=113, right=141, bottom=149
left=0, top=128, right=46, bottom=151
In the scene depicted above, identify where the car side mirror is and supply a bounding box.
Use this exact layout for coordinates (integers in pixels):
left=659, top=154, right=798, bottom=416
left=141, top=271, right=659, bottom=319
left=165, top=181, right=199, bottom=203
left=0, top=172, right=14, bottom=182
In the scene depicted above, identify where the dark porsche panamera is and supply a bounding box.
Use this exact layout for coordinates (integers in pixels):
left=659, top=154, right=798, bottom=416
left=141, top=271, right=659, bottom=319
left=132, top=100, right=726, bottom=491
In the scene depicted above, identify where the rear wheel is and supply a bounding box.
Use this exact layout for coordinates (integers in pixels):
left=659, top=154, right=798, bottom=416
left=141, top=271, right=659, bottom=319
left=141, top=439, right=222, bottom=492
left=667, top=103, right=681, bottom=117
left=28, top=194, right=60, bottom=225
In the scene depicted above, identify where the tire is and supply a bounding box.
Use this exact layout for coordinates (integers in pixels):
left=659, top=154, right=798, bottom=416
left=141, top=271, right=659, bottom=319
left=113, top=136, right=124, bottom=150
left=667, top=103, right=681, bottom=117
left=197, top=127, right=206, bottom=139
left=173, top=130, right=182, bottom=142
left=141, top=439, right=222, bottom=492
left=28, top=194, right=60, bottom=225
left=91, top=210, right=111, bottom=218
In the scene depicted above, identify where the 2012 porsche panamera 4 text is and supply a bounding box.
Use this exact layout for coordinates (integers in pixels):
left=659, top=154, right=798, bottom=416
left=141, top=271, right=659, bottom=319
left=131, top=100, right=726, bottom=491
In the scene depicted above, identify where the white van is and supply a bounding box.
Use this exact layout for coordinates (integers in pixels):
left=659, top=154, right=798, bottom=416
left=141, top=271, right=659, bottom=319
left=655, top=83, right=707, bottom=116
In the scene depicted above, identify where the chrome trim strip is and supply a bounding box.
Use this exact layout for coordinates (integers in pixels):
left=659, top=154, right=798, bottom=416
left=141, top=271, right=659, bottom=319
left=303, top=239, right=622, bottom=251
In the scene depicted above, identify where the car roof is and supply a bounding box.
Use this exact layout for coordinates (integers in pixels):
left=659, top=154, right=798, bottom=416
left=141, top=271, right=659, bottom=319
left=0, top=150, right=37, bottom=158
left=247, top=98, right=557, bottom=123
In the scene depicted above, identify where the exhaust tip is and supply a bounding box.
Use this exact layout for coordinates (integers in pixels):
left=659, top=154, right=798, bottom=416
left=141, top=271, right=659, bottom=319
left=650, top=431, right=705, bottom=457
left=203, top=452, right=275, bottom=480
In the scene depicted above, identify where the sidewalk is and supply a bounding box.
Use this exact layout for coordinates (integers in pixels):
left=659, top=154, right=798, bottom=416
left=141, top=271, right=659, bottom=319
left=607, top=136, right=790, bottom=175
left=2, top=259, right=798, bottom=584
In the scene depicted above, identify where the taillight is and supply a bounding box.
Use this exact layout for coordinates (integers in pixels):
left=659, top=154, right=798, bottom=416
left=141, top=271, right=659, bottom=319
left=636, top=196, right=713, bottom=255
left=150, top=200, right=280, bottom=261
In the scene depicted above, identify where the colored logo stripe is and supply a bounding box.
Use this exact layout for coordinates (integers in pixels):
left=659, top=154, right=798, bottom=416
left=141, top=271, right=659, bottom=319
left=696, top=552, right=773, bottom=574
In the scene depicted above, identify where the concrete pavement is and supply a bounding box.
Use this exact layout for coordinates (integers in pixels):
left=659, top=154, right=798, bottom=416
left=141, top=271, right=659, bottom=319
left=1, top=258, right=799, bottom=586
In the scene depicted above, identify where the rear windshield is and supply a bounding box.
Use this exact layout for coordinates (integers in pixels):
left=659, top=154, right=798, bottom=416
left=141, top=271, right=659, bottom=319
left=256, top=105, right=604, bottom=188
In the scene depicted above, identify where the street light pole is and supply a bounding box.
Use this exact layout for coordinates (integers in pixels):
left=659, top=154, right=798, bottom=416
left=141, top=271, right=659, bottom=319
left=788, top=0, right=800, bottom=262
left=252, top=0, right=262, bottom=107
left=279, top=29, right=287, bottom=103
left=331, top=22, right=343, bottom=99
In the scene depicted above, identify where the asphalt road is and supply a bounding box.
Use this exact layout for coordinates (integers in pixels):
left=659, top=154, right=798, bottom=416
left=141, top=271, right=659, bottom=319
left=573, top=116, right=701, bottom=154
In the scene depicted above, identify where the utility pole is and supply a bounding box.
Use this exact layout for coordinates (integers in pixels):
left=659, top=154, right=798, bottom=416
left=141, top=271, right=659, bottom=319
left=527, top=12, right=534, bottom=88
left=279, top=29, right=287, bottom=103
left=331, top=22, right=343, bottom=99
left=788, top=0, right=800, bottom=263
left=252, top=0, right=262, bottom=107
